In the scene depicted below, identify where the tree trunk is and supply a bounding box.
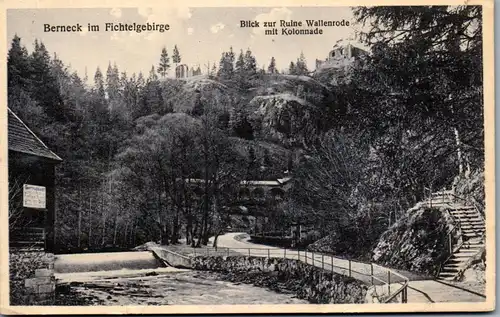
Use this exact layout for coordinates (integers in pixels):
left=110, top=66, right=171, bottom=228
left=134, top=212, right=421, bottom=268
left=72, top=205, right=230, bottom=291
left=88, top=197, right=93, bottom=249
left=77, top=187, right=82, bottom=249
left=113, top=212, right=118, bottom=246
left=123, top=222, right=129, bottom=247
left=186, top=214, right=193, bottom=245
left=454, top=126, right=464, bottom=175
left=172, top=209, right=179, bottom=244
left=213, top=230, right=222, bottom=249
left=101, top=214, right=106, bottom=246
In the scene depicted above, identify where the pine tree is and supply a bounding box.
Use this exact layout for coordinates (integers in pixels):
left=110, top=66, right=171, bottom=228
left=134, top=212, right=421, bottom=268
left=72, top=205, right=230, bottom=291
left=267, top=57, right=277, bottom=74
left=217, top=47, right=235, bottom=80
left=7, top=35, right=31, bottom=90
left=243, top=48, right=257, bottom=78
left=172, top=45, right=181, bottom=67
left=106, top=62, right=120, bottom=102
left=235, top=50, right=245, bottom=78
left=137, top=72, right=145, bottom=88
left=157, top=47, right=170, bottom=77
left=296, top=52, right=309, bottom=75
left=148, top=65, right=158, bottom=82
left=228, top=47, right=235, bottom=67
left=120, top=71, right=128, bottom=88
left=30, top=40, right=64, bottom=120
left=94, top=67, right=105, bottom=98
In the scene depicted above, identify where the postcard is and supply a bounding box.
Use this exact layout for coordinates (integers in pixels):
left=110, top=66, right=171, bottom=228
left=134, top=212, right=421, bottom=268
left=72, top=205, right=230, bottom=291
left=0, top=0, right=494, bottom=314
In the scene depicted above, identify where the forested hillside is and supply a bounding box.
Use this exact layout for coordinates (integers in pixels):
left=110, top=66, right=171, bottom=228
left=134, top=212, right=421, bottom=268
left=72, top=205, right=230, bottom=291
left=8, top=6, right=484, bottom=256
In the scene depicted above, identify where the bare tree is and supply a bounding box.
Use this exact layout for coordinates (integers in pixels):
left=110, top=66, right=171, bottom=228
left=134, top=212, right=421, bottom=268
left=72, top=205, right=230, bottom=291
left=9, top=178, right=25, bottom=230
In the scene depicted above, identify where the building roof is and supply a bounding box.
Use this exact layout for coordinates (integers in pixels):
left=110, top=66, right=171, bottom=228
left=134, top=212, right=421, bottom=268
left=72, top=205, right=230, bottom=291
left=184, top=177, right=292, bottom=187
left=8, top=108, right=62, bottom=162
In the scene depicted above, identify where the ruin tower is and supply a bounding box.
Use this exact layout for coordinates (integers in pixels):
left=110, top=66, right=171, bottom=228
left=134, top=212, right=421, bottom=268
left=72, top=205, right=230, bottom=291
left=175, top=64, right=189, bottom=78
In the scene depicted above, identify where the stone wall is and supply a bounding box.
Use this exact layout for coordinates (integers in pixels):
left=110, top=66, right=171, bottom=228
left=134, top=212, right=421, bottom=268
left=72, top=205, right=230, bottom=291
left=24, top=268, right=56, bottom=305
left=192, top=256, right=367, bottom=304
left=151, top=247, right=193, bottom=268
left=10, top=251, right=55, bottom=305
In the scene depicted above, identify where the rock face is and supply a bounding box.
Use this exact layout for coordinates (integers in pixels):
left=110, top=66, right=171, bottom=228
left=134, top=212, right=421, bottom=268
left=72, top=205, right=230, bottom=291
left=371, top=205, right=457, bottom=275
left=249, top=94, right=321, bottom=148
left=192, top=256, right=367, bottom=304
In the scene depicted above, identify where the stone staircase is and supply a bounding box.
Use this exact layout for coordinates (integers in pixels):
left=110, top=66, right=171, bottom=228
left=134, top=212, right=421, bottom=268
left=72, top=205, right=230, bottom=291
left=426, top=191, right=485, bottom=281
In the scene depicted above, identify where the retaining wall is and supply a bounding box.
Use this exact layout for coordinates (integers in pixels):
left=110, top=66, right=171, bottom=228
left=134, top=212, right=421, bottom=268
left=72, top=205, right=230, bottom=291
left=192, top=255, right=368, bottom=304
left=9, top=251, right=56, bottom=305
left=151, top=247, right=193, bottom=268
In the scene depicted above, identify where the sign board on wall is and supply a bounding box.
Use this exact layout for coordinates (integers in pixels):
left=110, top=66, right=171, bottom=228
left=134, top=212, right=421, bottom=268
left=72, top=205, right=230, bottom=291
left=23, top=184, right=46, bottom=209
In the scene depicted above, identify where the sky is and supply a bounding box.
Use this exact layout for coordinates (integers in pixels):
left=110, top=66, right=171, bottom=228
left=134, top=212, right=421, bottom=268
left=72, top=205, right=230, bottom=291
left=7, top=6, right=368, bottom=80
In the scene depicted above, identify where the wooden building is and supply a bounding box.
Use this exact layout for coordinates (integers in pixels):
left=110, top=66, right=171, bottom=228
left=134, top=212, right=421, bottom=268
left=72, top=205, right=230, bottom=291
left=8, top=108, right=62, bottom=252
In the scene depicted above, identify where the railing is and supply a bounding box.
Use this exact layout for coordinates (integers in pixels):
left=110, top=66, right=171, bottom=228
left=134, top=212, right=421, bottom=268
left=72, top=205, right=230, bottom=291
left=187, top=247, right=409, bottom=303
left=446, top=192, right=485, bottom=224
left=433, top=190, right=485, bottom=277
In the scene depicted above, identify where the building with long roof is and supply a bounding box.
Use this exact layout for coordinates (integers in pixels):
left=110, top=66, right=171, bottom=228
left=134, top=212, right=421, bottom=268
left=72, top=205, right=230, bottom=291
left=8, top=108, right=62, bottom=251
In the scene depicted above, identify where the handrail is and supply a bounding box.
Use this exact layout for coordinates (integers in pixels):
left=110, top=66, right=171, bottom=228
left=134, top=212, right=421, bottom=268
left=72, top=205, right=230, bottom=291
left=446, top=192, right=485, bottom=223
left=384, top=279, right=409, bottom=303
left=188, top=246, right=409, bottom=303
left=435, top=191, right=486, bottom=278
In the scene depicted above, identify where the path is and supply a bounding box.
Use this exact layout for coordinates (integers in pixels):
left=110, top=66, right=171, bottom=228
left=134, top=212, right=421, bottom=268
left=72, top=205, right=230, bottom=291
left=213, top=232, right=486, bottom=303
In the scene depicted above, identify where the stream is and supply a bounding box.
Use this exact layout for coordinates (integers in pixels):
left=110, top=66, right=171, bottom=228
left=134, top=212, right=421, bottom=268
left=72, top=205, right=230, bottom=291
left=55, top=268, right=308, bottom=305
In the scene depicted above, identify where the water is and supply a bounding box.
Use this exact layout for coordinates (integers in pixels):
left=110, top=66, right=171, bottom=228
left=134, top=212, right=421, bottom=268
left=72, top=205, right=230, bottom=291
left=56, top=269, right=308, bottom=305
left=54, top=251, right=164, bottom=273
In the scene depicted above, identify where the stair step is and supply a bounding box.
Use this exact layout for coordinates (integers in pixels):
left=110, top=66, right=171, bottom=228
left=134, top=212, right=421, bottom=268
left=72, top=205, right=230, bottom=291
left=460, top=222, right=485, bottom=227
left=446, top=260, right=468, bottom=266
left=462, top=227, right=485, bottom=231
left=453, top=253, right=479, bottom=258
left=439, top=272, right=457, bottom=277
left=462, top=229, right=485, bottom=233
left=462, top=230, right=485, bottom=235
left=451, top=214, right=478, bottom=219
left=462, top=224, right=486, bottom=228
left=463, top=233, right=484, bottom=238
left=458, top=215, right=484, bottom=219
left=444, top=263, right=465, bottom=269
left=460, top=243, right=485, bottom=248
left=462, top=240, right=484, bottom=245
left=460, top=225, right=485, bottom=231
left=450, top=206, right=476, bottom=210
left=462, top=229, right=484, bottom=235
left=452, top=214, right=481, bottom=219
left=451, top=211, right=478, bottom=215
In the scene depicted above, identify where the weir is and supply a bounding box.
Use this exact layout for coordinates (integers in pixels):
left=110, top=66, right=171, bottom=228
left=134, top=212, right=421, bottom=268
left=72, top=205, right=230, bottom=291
left=54, top=251, right=165, bottom=274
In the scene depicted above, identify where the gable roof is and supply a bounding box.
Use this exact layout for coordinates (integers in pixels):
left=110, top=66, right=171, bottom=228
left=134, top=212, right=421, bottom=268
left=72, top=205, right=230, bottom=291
left=8, top=108, right=62, bottom=162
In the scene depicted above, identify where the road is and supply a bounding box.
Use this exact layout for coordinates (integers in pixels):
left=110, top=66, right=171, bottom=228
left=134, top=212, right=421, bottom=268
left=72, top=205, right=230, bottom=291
left=213, top=232, right=486, bottom=303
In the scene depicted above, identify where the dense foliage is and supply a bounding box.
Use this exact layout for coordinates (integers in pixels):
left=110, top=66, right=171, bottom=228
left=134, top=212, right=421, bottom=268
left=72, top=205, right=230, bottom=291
left=7, top=6, right=484, bottom=257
